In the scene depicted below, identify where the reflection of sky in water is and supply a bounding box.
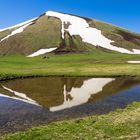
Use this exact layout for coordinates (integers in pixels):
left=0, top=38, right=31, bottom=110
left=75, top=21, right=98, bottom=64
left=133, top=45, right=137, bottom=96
left=50, top=78, right=114, bottom=112
left=0, top=77, right=140, bottom=113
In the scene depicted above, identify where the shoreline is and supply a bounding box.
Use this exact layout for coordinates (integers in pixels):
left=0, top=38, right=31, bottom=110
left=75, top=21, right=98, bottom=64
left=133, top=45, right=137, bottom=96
left=1, top=102, right=140, bottom=140
left=0, top=74, right=140, bottom=82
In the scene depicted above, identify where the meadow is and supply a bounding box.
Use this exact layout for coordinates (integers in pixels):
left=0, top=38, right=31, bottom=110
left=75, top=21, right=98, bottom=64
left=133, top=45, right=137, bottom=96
left=0, top=52, right=140, bottom=80
left=1, top=102, right=140, bottom=140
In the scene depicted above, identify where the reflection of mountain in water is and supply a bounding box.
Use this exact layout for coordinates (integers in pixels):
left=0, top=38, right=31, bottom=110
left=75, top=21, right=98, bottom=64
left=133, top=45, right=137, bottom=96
left=0, top=77, right=88, bottom=107
left=0, top=77, right=140, bottom=111
left=50, top=78, right=114, bottom=112
left=1, top=85, right=40, bottom=106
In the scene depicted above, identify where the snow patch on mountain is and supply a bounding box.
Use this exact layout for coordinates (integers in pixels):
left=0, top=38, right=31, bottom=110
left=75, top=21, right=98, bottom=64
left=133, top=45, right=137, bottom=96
left=0, top=17, right=37, bottom=42
left=0, top=17, right=37, bottom=32
left=46, top=11, right=140, bottom=54
left=132, top=49, right=140, bottom=54
left=27, top=48, right=57, bottom=57
left=128, top=61, right=140, bottom=64
left=1, top=22, right=33, bottom=42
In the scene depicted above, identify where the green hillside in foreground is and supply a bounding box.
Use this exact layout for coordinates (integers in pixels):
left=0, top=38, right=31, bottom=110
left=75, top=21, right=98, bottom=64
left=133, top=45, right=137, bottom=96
left=1, top=102, right=140, bottom=140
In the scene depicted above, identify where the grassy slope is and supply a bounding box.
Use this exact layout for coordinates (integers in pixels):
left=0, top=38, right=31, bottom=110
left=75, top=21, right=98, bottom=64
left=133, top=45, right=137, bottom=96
left=88, top=19, right=140, bottom=51
left=0, top=16, right=62, bottom=55
left=1, top=102, right=140, bottom=140
left=0, top=52, right=140, bottom=80
left=55, top=31, right=96, bottom=54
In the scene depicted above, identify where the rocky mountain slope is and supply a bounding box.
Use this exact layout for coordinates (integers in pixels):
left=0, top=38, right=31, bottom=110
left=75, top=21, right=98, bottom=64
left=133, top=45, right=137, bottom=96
left=0, top=11, right=140, bottom=56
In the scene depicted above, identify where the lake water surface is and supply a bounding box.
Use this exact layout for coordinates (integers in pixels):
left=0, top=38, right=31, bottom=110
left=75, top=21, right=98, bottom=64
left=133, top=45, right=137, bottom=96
left=0, top=77, right=140, bottom=133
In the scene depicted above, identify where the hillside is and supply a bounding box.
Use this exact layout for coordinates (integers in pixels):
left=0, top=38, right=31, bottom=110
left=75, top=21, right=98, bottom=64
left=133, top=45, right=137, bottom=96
left=0, top=11, right=140, bottom=56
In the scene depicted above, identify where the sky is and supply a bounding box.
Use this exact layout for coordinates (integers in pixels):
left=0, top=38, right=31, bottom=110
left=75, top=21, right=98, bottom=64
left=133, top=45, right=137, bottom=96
left=0, top=0, right=140, bottom=33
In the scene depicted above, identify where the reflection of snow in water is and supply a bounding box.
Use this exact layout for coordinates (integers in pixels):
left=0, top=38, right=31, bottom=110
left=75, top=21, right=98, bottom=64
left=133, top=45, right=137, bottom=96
left=0, top=78, right=115, bottom=109
left=1, top=85, right=40, bottom=106
left=50, top=78, right=115, bottom=112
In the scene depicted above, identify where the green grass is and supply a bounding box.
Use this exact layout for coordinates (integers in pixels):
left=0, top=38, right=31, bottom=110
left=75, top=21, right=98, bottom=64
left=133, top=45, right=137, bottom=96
left=0, top=52, right=140, bottom=80
left=1, top=102, right=140, bottom=140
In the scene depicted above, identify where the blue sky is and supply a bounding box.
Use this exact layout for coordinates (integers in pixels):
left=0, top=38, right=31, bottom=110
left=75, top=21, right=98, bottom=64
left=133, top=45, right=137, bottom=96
left=0, top=0, right=140, bottom=33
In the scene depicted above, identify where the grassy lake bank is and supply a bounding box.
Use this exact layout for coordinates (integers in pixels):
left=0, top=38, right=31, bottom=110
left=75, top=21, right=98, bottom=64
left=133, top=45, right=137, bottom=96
left=1, top=102, right=140, bottom=140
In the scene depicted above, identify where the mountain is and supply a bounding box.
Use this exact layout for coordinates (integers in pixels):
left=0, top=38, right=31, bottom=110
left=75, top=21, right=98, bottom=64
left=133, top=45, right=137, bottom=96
left=0, top=11, right=140, bottom=57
